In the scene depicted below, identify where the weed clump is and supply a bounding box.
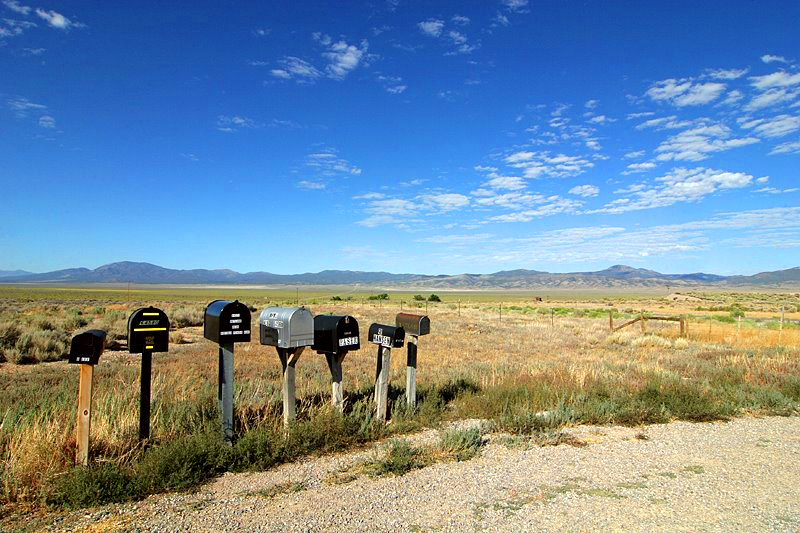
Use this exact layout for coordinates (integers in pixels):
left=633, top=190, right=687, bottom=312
left=439, top=427, right=484, bottom=461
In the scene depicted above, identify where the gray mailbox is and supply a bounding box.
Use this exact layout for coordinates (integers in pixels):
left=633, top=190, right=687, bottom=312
left=395, top=313, right=430, bottom=409
left=259, top=307, right=314, bottom=426
left=259, top=307, right=314, bottom=349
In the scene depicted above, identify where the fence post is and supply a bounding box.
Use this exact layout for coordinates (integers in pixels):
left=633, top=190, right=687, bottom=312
left=608, top=310, right=613, bottom=331
left=640, top=311, right=646, bottom=333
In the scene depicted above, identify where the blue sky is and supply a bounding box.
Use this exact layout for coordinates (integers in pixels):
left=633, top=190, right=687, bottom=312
left=2, top=0, right=799, bottom=276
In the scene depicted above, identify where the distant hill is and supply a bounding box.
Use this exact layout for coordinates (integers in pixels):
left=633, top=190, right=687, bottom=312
left=2, top=261, right=799, bottom=288
left=0, top=270, right=33, bottom=278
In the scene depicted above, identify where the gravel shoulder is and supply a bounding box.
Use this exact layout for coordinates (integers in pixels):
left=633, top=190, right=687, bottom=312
left=38, top=415, right=800, bottom=532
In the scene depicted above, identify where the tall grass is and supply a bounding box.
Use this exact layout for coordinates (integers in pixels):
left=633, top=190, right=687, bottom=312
left=0, top=297, right=798, bottom=508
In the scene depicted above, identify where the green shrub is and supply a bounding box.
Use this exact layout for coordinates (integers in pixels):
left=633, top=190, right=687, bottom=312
left=134, top=432, right=231, bottom=494
left=427, top=294, right=441, bottom=302
left=46, top=463, right=137, bottom=508
left=413, top=295, right=425, bottom=301
left=439, top=427, right=483, bottom=461
left=0, top=321, right=21, bottom=349
left=330, top=296, right=342, bottom=301
left=14, top=330, right=68, bottom=363
left=366, top=440, right=427, bottom=477
left=367, top=293, right=389, bottom=301
left=231, top=428, right=282, bottom=471
left=171, top=307, right=204, bottom=328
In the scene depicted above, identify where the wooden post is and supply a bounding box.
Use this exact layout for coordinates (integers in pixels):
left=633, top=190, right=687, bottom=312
left=679, top=318, right=685, bottom=338
left=375, top=346, right=392, bottom=422
left=685, top=318, right=689, bottom=338
left=608, top=310, right=614, bottom=331
left=139, top=349, right=152, bottom=441
left=406, top=336, right=418, bottom=409
left=219, top=343, right=234, bottom=445
left=76, top=364, right=94, bottom=466
left=278, top=347, right=304, bottom=427
left=326, top=351, right=345, bottom=412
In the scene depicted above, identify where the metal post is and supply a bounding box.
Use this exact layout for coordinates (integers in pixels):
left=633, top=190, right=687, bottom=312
left=76, top=364, right=93, bottom=466
left=219, top=343, right=234, bottom=445
left=375, top=346, right=391, bottom=422
left=139, top=349, right=152, bottom=441
left=406, top=336, right=418, bottom=409
left=326, top=352, right=345, bottom=411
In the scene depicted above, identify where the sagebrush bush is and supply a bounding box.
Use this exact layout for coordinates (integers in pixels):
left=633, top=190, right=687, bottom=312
left=631, top=334, right=673, bottom=348
left=171, top=307, right=204, bottom=328
left=46, top=463, right=136, bottom=509
left=439, top=427, right=484, bottom=461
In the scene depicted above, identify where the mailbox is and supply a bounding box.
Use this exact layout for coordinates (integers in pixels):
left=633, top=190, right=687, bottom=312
left=368, top=323, right=405, bottom=349
left=313, top=315, right=360, bottom=353
left=128, top=307, right=170, bottom=353
left=259, top=307, right=314, bottom=349
left=204, top=300, right=251, bottom=344
left=68, top=330, right=106, bottom=365
left=395, top=313, right=430, bottom=337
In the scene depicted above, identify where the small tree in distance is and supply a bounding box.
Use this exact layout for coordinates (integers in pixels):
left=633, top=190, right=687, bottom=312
left=428, top=294, right=441, bottom=302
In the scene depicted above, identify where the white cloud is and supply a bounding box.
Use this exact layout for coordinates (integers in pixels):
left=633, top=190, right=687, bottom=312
left=353, top=192, right=385, bottom=200
left=490, top=197, right=583, bottom=222
left=502, top=0, right=529, bottom=12
left=645, top=79, right=726, bottom=106
left=588, top=114, right=614, bottom=124
left=720, top=90, right=744, bottom=106
left=474, top=191, right=547, bottom=210
left=569, top=184, right=599, bottom=197
left=305, top=149, right=362, bottom=176
left=624, top=150, right=645, bottom=159
left=624, top=161, right=657, bottom=173
left=590, top=167, right=755, bottom=214
left=357, top=214, right=405, bottom=227
left=626, top=111, right=655, bottom=119
left=35, top=8, right=80, bottom=30
left=37, top=114, right=55, bottom=128
left=297, top=180, right=325, bottom=190
left=744, top=87, right=800, bottom=110
left=3, top=0, right=30, bottom=14
left=635, top=115, right=694, bottom=130
left=761, top=54, right=788, bottom=64
left=503, top=151, right=594, bottom=179
left=7, top=96, right=45, bottom=116
left=451, top=15, right=470, bottom=26
left=706, top=68, right=748, bottom=80
left=418, top=233, right=493, bottom=244
left=323, top=39, right=368, bottom=80
left=421, top=193, right=470, bottom=211
left=749, top=71, right=800, bottom=90
left=484, top=175, right=526, bottom=190
left=271, top=57, right=321, bottom=82
left=654, top=123, right=759, bottom=161
left=754, top=187, right=798, bottom=194
left=770, top=140, right=800, bottom=155
left=418, top=19, right=444, bottom=37
left=585, top=99, right=599, bottom=109
left=216, top=115, right=259, bottom=132
left=740, top=114, right=800, bottom=138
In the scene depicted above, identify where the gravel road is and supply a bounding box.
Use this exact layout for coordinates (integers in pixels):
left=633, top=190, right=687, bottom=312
left=48, top=416, right=800, bottom=532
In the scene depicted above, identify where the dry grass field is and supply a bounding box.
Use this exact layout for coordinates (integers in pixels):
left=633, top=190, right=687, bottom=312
left=0, top=286, right=798, bottom=515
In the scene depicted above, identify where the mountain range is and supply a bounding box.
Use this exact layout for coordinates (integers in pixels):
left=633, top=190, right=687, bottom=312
left=1, top=261, right=799, bottom=288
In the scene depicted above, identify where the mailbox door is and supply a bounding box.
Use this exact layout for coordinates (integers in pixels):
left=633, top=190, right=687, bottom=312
left=219, top=301, right=251, bottom=343
left=128, top=307, right=170, bottom=353
left=288, top=309, right=314, bottom=348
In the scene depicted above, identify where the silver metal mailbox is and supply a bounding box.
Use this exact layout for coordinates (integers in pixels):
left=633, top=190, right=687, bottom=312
left=259, top=307, right=314, bottom=349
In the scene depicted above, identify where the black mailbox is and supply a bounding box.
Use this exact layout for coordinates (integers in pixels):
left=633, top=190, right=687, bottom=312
left=204, top=300, right=251, bottom=344
left=395, top=313, right=430, bottom=337
left=128, top=307, right=170, bottom=353
left=368, top=323, right=405, bottom=349
left=312, top=315, right=360, bottom=353
left=68, top=330, right=106, bottom=365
